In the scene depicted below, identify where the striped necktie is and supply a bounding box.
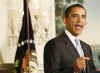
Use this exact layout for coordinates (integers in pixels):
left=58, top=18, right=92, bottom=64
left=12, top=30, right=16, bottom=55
left=75, top=39, right=84, bottom=57
left=75, top=39, right=86, bottom=73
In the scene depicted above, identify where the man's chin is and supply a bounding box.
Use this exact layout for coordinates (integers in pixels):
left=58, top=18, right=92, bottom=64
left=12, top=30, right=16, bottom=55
left=72, top=32, right=81, bottom=36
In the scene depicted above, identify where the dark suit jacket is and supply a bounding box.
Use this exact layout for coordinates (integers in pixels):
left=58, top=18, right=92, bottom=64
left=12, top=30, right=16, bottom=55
left=44, top=32, right=96, bottom=73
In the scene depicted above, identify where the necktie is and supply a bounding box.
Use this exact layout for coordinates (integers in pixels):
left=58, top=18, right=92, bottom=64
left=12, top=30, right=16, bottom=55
left=75, top=39, right=86, bottom=73
left=75, top=39, right=84, bottom=57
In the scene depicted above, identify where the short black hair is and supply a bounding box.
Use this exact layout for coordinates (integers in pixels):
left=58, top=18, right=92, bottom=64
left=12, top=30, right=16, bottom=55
left=64, top=4, right=86, bottom=17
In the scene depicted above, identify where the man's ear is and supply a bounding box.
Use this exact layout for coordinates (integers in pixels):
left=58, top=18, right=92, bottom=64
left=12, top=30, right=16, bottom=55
left=63, top=17, right=67, bottom=24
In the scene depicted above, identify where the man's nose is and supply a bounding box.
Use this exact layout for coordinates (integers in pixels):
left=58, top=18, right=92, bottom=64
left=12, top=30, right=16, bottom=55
left=77, top=16, right=82, bottom=23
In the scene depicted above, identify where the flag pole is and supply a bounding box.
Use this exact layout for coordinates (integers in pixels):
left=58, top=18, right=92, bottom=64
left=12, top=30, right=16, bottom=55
left=21, top=0, right=31, bottom=73
left=26, top=0, right=30, bottom=73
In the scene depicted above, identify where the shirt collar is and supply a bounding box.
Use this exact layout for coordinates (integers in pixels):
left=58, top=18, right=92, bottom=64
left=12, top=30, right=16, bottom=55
left=65, top=30, right=76, bottom=40
left=65, top=30, right=78, bottom=48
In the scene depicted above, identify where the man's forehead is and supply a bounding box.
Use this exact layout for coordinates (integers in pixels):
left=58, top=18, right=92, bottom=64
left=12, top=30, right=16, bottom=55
left=70, top=7, right=86, bottom=14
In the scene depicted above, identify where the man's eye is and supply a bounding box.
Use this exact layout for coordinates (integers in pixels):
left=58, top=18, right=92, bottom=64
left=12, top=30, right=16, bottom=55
left=72, top=14, right=78, bottom=17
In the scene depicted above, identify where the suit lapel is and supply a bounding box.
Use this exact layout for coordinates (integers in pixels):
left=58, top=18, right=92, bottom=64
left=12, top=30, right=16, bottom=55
left=80, top=41, right=88, bottom=57
left=80, top=41, right=90, bottom=73
left=62, top=32, right=89, bottom=58
left=62, top=32, right=80, bottom=58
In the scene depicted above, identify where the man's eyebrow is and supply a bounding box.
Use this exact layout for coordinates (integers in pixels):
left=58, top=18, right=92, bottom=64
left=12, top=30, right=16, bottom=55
left=82, top=15, right=86, bottom=17
left=71, top=13, right=78, bottom=16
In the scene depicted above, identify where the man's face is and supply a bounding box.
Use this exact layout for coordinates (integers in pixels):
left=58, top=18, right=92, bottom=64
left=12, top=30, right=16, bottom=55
left=64, top=7, right=86, bottom=36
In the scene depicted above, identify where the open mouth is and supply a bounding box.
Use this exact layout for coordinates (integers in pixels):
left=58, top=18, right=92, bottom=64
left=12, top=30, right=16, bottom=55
left=75, top=25, right=83, bottom=30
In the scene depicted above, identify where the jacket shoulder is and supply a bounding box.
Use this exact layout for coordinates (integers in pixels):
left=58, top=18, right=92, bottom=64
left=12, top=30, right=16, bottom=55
left=80, top=40, right=91, bottom=49
left=44, top=33, right=66, bottom=49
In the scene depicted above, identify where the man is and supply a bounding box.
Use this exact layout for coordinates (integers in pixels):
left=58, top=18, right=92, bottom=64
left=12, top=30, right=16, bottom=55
left=44, top=4, right=96, bottom=73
